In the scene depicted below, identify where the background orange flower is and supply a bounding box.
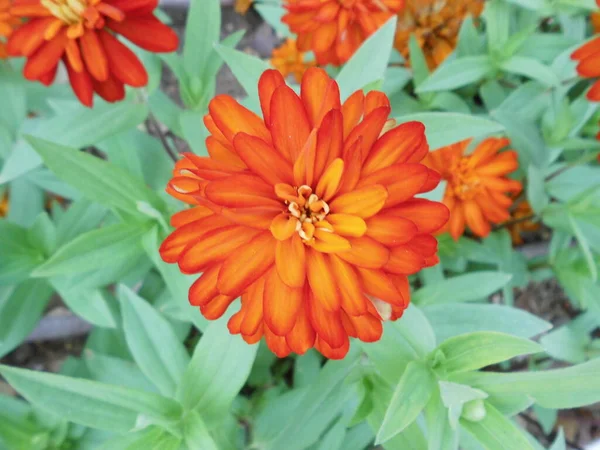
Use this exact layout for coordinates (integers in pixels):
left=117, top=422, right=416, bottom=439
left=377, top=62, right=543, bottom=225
left=270, top=38, right=315, bottom=83
left=572, top=36, right=600, bottom=101
left=394, top=0, right=483, bottom=69
left=508, top=200, right=539, bottom=245
left=283, top=0, right=404, bottom=66
left=0, top=0, right=20, bottom=58
left=424, top=137, right=521, bottom=240
left=8, top=0, right=178, bottom=106
left=160, top=68, right=448, bottom=359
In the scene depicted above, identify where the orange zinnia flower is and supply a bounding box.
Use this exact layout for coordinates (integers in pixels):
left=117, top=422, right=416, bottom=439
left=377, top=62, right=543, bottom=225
left=271, top=38, right=315, bottom=83
left=7, top=0, right=178, bottom=106
left=572, top=36, right=600, bottom=101
left=424, top=138, right=521, bottom=240
left=394, top=0, right=483, bottom=69
left=160, top=68, right=449, bottom=359
left=282, top=0, right=404, bottom=66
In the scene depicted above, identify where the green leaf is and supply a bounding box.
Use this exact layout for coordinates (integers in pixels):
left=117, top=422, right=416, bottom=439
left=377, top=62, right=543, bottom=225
left=148, top=90, right=184, bottom=137
left=413, top=272, right=512, bottom=305
left=52, top=282, right=118, bottom=328
left=527, top=165, right=548, bottom=215
left=182, top=411, right=219, bottom=450
left=423, top=304, right=552, bottom=343
left=417, top=56, right=493, bottom=93
left=255, top=4, right=290, bottom=37
left=436, top=332, right=542, bottom=374
left=119, top=285, right=190, bottom=397
left=483, top=0, right=511, bottom=53
left=214, top=44, right=270, bottom=111
left=54, top=199, right=107, bottom=247
left=0, top=281, right=53, bottom=358
left=453, top=358, right=600, bottom=409
left=177, top=315, right=257, bottom=424
left=439, top=381, right=488, bottom=428
left=461, top=403, right=535, bottom=450
left=396, top=113, right=504, bottom=149
left=491, top=109, right=545, bottom=167
left=27, top=137, right=165, bottom=214
left=266, top=349, right=361, bottom=450
left=336, top=17, right=397, bottom=101
left=393, top=304, right=437, bottom=355
left=0, top=69, right=26, bottom=135
left=183, top=0, right=221, bottom=80
left=424, top=389, right=460, bottom=450
left=548, top=429, right=566, bottom=450
left=408, top=34, right=429, bottom=88
left=501, top=56, right=560, bottom=86
left=0, top=365, right=182, bottom=433
left=0, top=221, right=45, bottom=285
left=32, top=222, right=150, bottom=277
left=375, top=361, right=436, bottom=444
left=85, top=352, right=157, bottom=393
left=294, top=350, right=322, bottom=389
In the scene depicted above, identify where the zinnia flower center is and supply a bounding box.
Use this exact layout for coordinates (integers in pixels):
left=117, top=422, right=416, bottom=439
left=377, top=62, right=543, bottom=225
left=449, top=158, right=481, bottom=200
left=287, top=185, right=331, bottom=243
left=41, top=0, right=124, bottom=34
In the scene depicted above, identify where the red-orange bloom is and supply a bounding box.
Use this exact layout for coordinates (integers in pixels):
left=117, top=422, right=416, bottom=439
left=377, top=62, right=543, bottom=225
left=424, top=138, right=521, bottom=241
left=8, top=0, right=178, bottom=106
left=271, top=38, right=315, bottom=83
left=572, top=35, right=600, bottom=101
left=282, top=0, right=404, bottom=66
left=160, top=68, right=449, bottom=360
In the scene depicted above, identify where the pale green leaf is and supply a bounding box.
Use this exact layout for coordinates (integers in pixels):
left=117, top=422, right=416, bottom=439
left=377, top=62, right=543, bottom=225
left=417, top=56, right=493, bottom=93
left=413, top=272, right=512, bottom=305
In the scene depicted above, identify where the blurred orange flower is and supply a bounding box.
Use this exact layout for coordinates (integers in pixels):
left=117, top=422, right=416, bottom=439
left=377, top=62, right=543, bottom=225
left=8, top=0, right=178, bottom=106
left=0, top=0, right=20, bottom=58
left=0, top=193, right=8, bottom=217
left=424, top=138, right=521, bottom=240
left=234, top=0, right=252, bottom=15
left=160, top=68, right=448, bottom=359
left=271, top=38, right=315, bottom=83
left=508, top=200, right=539, bottom=246
left=572, top=36, right=600, bottom=101
left=282, top=0, right=404, bottom=66
left=394, top=0, right=483, bottom=69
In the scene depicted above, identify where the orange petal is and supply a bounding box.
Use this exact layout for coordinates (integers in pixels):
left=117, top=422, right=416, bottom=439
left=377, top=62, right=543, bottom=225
left=341, top=90, right=364, bottom=139
left=98, top=29, right=147, bottom=87
left=7, top=17, right=55, bottom=57
left=65, top=60, right=93, bottom=107
left=217, top=232, right=276, bottom=297
left=337, top=138, right=363, bottom=195
left=385, top=246, right=425, bottom=275
left=337, top=236, right=389, bottom=269
left=264, top=269, right=304, bottom=335
left=404, top=234, right=438, bottom=257
left=205, top=175, right=281, bottom=209
left=306, top=249, right=341, bottom=311
left=233, top=132, right=294, bottom=185
left=23, top=29, right=67, bottom=80
left=220, top=207, right=279, bottom=229
left=358, top=163, right=428, bottom=208
left=388, top=199, right=450, bottom=234
left=276, top=235, right=306, bottom=287
left=227, top=306, right=245, bottom=334
left=314, top=109, right=343, bottom=180
left=464, top=200, right=491, bottom=238
left=243, top=324, right=264, bottom=344
left=258, top=69, right=286, bottom=125
left=208, top=94, right=271, bottom=144
left=300, top=67, right=341, bottom=127
left=329, top=255, right=368, bottom=315
left=311, top=229, right=352, bottom=253
left=329, top=185, right=388, bottom=218
left=241, top=278, right=265, bottom=336
left=201, top=295, right=236, bottom=320
left=171, top=207, right=213, bottom=227
left=328, top=213, right=367, bottom=237
left=315, top=335, right=349, bottom=360
left=357, top=268, right=406, bottom=306
left=315, top=158, right=344, bottom=201
left=364, top=91, right=390, bottom=115
left=285, top=299, right=316, bottom=355
left=189, top=265, right=220, bottom=306
left=572, top=36, right=600, bottom=61
left=92, top=73, right=125, bottom=103
left=80, top=29, right=109, bottom=82
left=270, top=85, right=311, bottom=162
left=106, top=16, right=179, bottom=53
left=206, top=136, right=246, bottom=168
left=476, top=151, right=519, bottom=176
left=366, top=215, right=417, bottom=246
left=344, top=312, right=383, bottom=342
left=344, top=107, right=390, bottom=159
left=178, top=226, right=260, bottom=273
left=362, top=121, right=427, bottom=175
left=160, top=214, right=231, bottom=263
left=264, top=325, right=292, bottom=357
left=308, top=294, right=346, bottom=348
left=293, top=129, right=318, bottom=186
left=270, top=213, right=298, bottom=241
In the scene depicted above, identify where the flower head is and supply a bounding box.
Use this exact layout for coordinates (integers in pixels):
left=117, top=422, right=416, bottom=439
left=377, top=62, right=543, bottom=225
left=424, top=138, right=521, bottom=240
left=282, top=0, right=404, bottom=66
left=160, top=68, right=449, bottom=359
left=271, top=38, right=315, bottom=83
left=8, top=0, right=179, bottom=106
left=572, top=36, right=600, bottom=101
left=394, top=0, right=483, bottom=69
